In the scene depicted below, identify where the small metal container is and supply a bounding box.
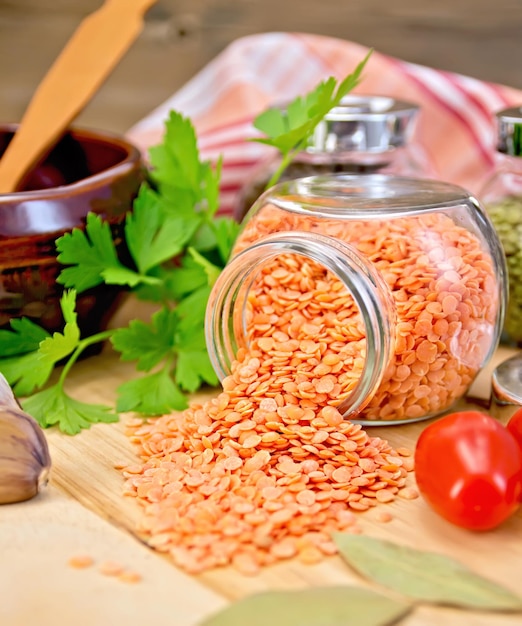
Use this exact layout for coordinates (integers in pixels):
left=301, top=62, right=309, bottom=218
left=490, top=353, right=522, bottom=420
left=305, top=95, right=418, bottom=155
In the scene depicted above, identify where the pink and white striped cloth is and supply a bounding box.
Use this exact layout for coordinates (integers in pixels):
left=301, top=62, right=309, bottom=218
left=127, top=32, right=522, bottom=216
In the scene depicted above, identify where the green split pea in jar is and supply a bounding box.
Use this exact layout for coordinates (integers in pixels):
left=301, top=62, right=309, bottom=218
left=206, top=175, right=506, bottom=425
left=480, top=105, right=522, bottom=346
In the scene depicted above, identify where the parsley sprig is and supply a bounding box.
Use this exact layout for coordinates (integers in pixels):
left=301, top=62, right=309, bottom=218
left=252, top=50, right=371, bottom=188
left=0, top=291, right=117, bottom=434
left=0, top=56, right=370, bottom=434
left=56, top=111, right=235, bottom=417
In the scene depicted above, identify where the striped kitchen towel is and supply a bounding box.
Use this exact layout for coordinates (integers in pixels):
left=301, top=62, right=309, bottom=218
left=127, top=32, right=522, bottom=216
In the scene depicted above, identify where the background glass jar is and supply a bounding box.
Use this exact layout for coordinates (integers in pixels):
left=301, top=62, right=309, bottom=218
left=480, top=105, right=522, bottom=347
left=207, top=175, right=506, bottom=425
left=236, top=95, right=436, bottom=220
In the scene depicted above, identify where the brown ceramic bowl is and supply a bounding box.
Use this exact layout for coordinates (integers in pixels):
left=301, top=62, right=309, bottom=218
left=0, top=124, right=144, bottom=340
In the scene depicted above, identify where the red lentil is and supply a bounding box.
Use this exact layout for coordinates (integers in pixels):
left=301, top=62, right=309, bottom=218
left=398, top=487, right=420, bottom=500
left=98, top=560, right=125, bottom=577
left=68, top=555, right=142, bottom=584
left=68, top=555, right=94, bottom=569
left=118, top=571, right=142, bottom=584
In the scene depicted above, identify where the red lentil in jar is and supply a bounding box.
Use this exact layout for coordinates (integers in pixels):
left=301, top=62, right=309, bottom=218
left=206, top=174, right=507, bottom=424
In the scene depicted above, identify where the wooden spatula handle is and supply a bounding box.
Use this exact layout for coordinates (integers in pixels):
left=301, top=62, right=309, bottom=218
left=0, top=0, right=157, bottom=194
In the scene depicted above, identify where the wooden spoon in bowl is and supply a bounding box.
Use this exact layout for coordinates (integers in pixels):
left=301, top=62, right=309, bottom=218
left=0, top=0, right=157, bottom=194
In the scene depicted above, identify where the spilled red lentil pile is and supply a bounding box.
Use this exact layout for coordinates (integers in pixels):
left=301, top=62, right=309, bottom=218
left=121, top=210, right=497, bottom=575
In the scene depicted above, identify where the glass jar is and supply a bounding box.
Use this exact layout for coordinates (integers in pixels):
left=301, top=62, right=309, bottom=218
left=206, top=175, right=506, bottom=425
left=480, top=106, right=522, bottom=347
left=236, top=95, right=435, bottom=220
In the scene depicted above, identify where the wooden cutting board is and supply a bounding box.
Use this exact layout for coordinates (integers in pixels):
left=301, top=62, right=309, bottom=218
left=2, top=298, right=521, bottom=626
left=0, top=486, right=226, bottom=626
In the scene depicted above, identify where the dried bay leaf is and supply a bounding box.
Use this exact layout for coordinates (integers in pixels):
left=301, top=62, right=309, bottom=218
left=199, top=586, right=412, bottom=626
left=333, top=534, right=522, bottom=612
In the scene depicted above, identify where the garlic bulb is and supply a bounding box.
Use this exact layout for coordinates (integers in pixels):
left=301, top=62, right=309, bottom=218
left=0, top=374, right=51, bottom=504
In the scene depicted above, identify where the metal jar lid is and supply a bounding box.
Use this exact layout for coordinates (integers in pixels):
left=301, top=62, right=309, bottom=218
left=306, top=95, right=420, bottom=155
left=496, top=106, right=522, bottom=156
left=491, top=352, right=522, bottom=407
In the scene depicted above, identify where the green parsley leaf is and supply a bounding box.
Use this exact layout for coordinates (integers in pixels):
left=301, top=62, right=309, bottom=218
left=211, top=216, right=241, bottom=264
left=148, top=111, right=222, bottom=218
left=0, top=291, right=115, bottom=428
left=125, top=185, right=200, bottom=273
left=101, top=265, right=158, bottom=288
left=57, top=208, right=163, bottom=290
left=0, top=291, right=88, bottom=398
left=116, top=366, right=188, bottom=415
left=164, top=255, right=209, bottom=300
left=175, top=285, right=211, bottom=335
left=0, top=317, right=50, bottom=357
left=131, top=265, right=178, bottom=303
left=171, top=284, right=219, bottom=394
left=190, top=221, right=219, bottom=252
left=149, top=110, right=201, bottom=193
left=38, top=290, right=81, bottom=365
left=189, top=217, right=240, bottom=264
left=23, top=384, right=118, bottom=435
left=0, top=290, right=82, bottom=397
left=252, top=51, right=372, bottom=187
left=111, top=307, right=177, bottom=371
left=255, top=106, right=285, bottom=138
left=176, top=348, right=218, bottom=392
left=56, top=212, right=131, bottom=292
left=200, top=156, right=222, bottom=218
left=188, top=247, right=222, bottom=288
left=0, top=351, right=54, bottom=397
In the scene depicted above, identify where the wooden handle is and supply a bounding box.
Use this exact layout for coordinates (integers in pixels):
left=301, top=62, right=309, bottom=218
left=0, top=0, right=157, bottom=194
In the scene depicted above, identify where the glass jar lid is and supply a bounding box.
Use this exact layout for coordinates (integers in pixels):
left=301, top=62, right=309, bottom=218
left=306, top=95, right=419, bottom=155
left=496, top=106, right=522, bottom=156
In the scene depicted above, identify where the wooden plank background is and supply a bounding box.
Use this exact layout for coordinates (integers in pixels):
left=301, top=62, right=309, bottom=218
left=1, top=0, right=521, bottom=134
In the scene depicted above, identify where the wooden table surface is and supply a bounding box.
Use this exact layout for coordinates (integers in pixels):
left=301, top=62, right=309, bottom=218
left=1, top=298, right=521, bottom=626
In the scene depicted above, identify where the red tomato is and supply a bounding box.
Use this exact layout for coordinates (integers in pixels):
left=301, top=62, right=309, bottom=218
left=414, top=411, right=522, bottom=531
left=507, top=407, right=522, bottom=451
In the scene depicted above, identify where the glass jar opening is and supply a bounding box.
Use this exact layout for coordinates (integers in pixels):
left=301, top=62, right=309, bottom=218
left=206, top=231, right=395, bottom=419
